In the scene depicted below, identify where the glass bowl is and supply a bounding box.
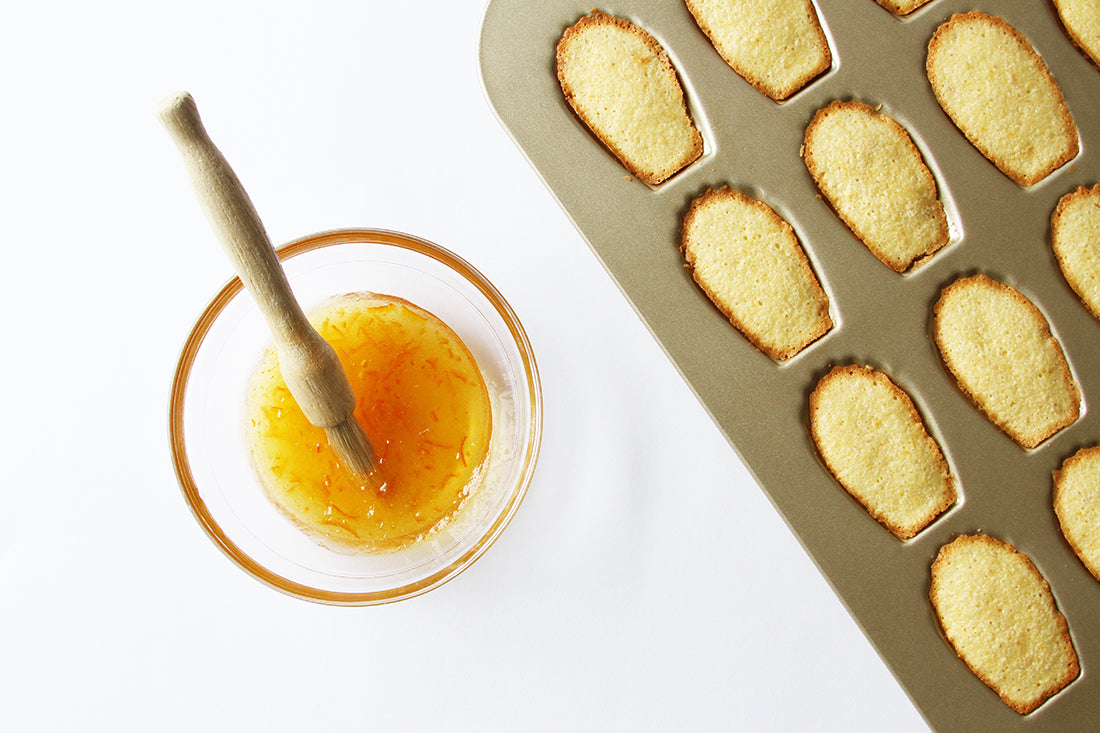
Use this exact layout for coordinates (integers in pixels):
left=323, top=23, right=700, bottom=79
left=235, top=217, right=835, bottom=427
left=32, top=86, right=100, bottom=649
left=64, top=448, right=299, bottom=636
left=169, top=229, right=542, bottom=605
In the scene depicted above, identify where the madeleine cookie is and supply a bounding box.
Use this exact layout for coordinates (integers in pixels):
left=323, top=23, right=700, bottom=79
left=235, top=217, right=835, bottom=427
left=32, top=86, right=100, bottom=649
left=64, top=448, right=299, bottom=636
left=1053, top=0, right=1100, bottom=69
left=874, top=0, right=933, bottom=15
left=681, top=186, right=831, bottom=360
left=803, top=100, right=949, bottom=272
left=926, top=12, right=1078, bottom=186
left=556, top=11, right=703, bottom=185
left=1052, top=184, right=1100, bottom=323
left=930, top=534, right=1080, bottom=714
left=684, top=0, right=830, bottom=100
left=932, top=274, right=1080, bottom=449
left=1054, top=445, right=1100, bottom=583
left=809, top=365, right=956, bottom=539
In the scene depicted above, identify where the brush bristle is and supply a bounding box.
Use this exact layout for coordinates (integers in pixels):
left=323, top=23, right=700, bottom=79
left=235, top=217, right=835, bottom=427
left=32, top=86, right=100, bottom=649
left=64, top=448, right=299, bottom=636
left=326, top=419, right=377, bottom=479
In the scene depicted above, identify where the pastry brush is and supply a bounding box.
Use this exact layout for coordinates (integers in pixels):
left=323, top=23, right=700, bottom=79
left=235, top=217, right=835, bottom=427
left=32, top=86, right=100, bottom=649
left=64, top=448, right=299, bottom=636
left=157, top=91, right=378, bottom=480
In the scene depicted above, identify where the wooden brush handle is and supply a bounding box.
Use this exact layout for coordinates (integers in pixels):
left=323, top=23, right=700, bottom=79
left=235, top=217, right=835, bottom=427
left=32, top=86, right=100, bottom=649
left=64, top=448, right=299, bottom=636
left=157, top=91, right=355, bottom=428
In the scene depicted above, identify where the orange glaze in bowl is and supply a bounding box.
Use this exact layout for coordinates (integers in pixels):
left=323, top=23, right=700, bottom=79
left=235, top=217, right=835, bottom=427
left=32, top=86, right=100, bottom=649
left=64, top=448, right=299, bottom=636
left=245, top=292, right=492, bottom=552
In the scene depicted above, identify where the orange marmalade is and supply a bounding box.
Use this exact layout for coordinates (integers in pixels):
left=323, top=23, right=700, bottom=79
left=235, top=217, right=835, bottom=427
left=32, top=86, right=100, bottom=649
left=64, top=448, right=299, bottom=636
left=245, top=293, right=492, bottom=553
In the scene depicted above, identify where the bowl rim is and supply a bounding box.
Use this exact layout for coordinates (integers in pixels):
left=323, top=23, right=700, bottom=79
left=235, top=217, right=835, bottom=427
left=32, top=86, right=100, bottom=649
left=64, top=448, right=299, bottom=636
left=168, top=228, right=542, bottom=605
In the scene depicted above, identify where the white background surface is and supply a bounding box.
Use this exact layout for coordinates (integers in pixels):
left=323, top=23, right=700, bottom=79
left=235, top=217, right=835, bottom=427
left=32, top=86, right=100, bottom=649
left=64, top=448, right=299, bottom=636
left=1, top=1, right=928, bottom=730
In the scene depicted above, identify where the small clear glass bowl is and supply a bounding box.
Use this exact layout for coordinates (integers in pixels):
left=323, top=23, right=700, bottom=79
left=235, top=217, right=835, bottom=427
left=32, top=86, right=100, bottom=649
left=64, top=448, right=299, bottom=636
left=169, top=229, right=542, bottom=605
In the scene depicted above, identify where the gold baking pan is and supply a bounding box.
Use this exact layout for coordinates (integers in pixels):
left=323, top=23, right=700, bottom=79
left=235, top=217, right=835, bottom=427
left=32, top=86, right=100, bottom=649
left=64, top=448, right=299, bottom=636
left=479, top=1, right=1100, bottom=729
